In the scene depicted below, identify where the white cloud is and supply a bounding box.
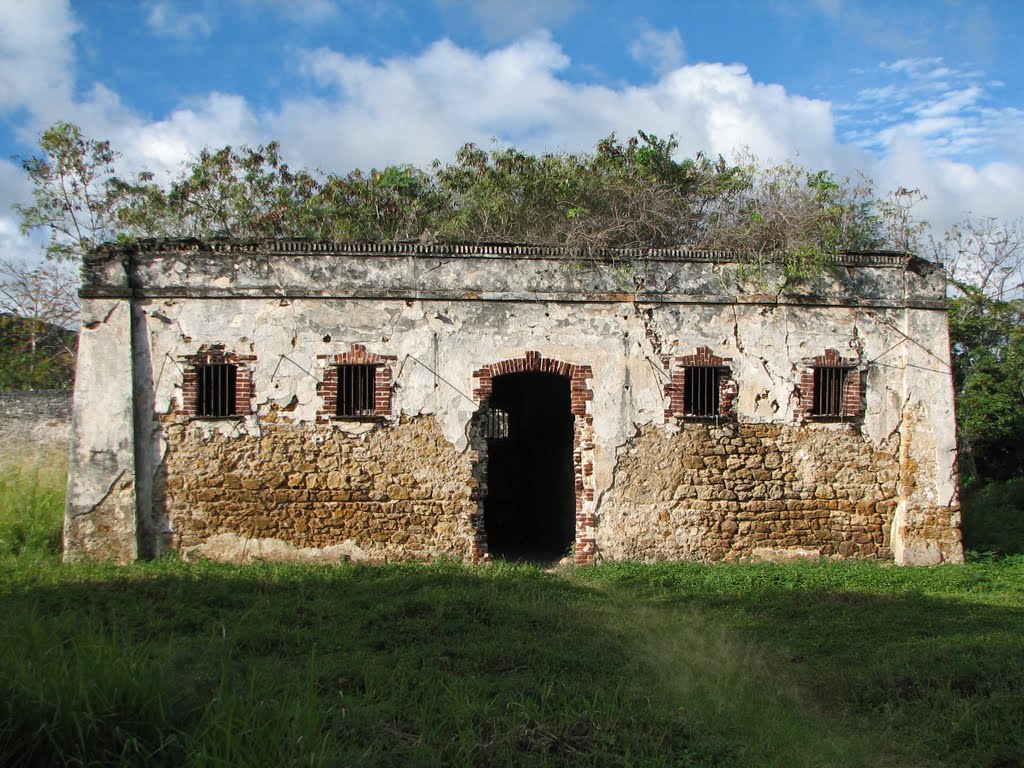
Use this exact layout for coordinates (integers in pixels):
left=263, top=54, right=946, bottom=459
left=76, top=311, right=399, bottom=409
left=1, top=10, right=1021, bottom=266
left=279, top=34, right=837, bottom=173
left=839, top=57, right=1024, bottom=171
left=629, top=21, right=685, bottom=75
left=0, top=0, right=77, bottom=118
left=121, top=93, right=263, bottom=175
left=241, top=0, right=340, bottom=24
left=437, top=0, right=583, bottom=41
left=146, top=2, right=213, bottom=40
left=875, top=133, right=1024, bottom=233
left=0, top=157, right=50, bottom=267
left=881, top=57, right=943, bottom=76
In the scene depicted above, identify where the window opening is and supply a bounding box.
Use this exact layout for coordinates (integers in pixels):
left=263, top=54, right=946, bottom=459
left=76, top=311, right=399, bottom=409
left=483, top=407, right=510, bottom=440
left=196, top=364, right=237, bottom=417
left=684, top=366, right=720, bottom=417
left=336, top=364, right=377, bottom=417
left=812, top=365, right=849, bottom=417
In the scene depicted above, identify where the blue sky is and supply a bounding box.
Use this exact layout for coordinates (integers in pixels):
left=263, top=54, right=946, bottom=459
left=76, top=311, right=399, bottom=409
left=1, top=0, right=1022, bottom=262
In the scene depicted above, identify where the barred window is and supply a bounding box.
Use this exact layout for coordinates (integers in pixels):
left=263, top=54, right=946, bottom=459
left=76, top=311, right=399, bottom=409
left=683, top=366, right=721, bottom=417
left=336, top=364, right=377, bottom=418
left=195, top=364, right=237, bottom=418
left=482, top=407, right=510, bottom=440
left=812, top=365, right=849, bottom=417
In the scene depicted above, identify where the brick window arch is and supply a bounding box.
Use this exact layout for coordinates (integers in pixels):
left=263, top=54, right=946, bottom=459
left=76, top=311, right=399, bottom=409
left=317, top=344, right=396, bottom=421
left=797, top=348, right=864, bottom=420
left=665, top=346, right=737, bottom=420
left=179, top=345, right=255, bottom=418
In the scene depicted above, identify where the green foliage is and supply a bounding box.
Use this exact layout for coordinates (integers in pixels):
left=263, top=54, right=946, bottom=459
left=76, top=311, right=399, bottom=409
left=947, top=291, right=1024, bottom=485
left=309, top=164, right=443, bottom=242
left=431, top=132, right=752, bottom=253
left=122, top=142, right=324, bottom=240
left=18, top=122, right=898, bottom=280
left=14, top=122, right=146, bottom=262
left=707, top=158, right=885, bottom=284
left=0, top=314, right=75, bottom=390
left=961, top=478, right=1024, bottom=555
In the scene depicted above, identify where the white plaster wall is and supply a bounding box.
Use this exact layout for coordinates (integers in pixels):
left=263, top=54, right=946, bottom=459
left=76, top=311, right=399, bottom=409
left=64, top=298, right=138, bottom=561
left=138, top=296, right=944, bottom=524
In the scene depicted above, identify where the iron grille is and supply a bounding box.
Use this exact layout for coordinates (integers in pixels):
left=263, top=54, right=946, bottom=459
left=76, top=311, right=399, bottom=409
left=482, top=407, right=510, bottom=440
left=196, top=364, right=237, bottom=417
left=812, top=365, right=848, bottom=417
left=684, top=366, right=720, bottom=417
left=337, top=364, right=377, bottom=417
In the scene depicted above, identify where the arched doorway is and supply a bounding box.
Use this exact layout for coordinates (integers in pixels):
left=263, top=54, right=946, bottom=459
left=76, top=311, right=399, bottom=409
left=471, top=352, right=596, bottom=565
left=483, top=371, right=575, bottom=561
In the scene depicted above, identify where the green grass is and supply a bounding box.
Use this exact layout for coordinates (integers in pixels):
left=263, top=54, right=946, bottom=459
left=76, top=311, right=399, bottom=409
left=1, top=463, right=1022, bottom=767
left=0, top=460, right=64, bottom=558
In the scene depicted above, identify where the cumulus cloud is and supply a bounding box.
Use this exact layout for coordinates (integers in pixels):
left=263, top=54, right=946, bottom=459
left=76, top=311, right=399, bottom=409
left=0, top=0, right=77, bottom=119
left=127, top=93, right=263, bottom=177
left=629, top=21, right=685, bottom=75
left=279, top=33, right=837, bottom=173
left=875, top=133, right=1024, bottom=233
left=145, top=2, right=213, bottom=40
left=1, top=5, right=1021, bottom=265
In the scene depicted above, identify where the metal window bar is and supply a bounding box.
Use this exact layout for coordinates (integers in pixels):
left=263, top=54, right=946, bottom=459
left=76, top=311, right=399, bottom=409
left=337, top=364, right=377, bottom=417
left=196, top=364, right=237, bottom=417
left=812, top=366, right=847, bottom=417
left=683, top=366, right=720, bottom=417
left=483, top=407, right=510, bottom=440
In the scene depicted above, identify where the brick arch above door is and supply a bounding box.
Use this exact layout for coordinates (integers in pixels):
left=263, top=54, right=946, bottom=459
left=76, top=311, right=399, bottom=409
left=471, top=351, right=597, bottom=565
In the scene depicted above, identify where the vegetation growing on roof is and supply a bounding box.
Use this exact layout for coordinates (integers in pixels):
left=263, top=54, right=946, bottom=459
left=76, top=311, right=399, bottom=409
left=16, top=122, right=896, bottom=275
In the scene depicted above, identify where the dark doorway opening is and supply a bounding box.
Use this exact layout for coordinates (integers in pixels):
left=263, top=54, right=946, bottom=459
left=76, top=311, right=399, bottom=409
left=484, top=372, right=576, bottom=562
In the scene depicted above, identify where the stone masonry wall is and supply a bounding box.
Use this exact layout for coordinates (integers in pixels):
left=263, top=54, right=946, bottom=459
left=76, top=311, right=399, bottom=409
left=0, top=390, right=72, bottom=466
left=65, top=242, right=961, bottom=565
left=598, top=422, right=900, bottom=562
left=158, top=414, right=480, bottom=562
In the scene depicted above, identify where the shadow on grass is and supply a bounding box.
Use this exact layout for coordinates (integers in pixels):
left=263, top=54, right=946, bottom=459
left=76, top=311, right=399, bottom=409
left=3, top=558, right=1023, bottom=767
left=1, top=561, right=708, bottom=768
left=579, top=560, right=1024, bottom=768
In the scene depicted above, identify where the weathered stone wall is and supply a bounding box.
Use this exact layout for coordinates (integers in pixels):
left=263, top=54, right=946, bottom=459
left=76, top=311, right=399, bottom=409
left=64, top=299, right=138, bottom=562
left=159, top=415, right=480, bottom=562
left=599, top=423, right=901, bottom=562
left=65, top=242, right=964, bottom=565
left=0, top=390, right=72, bottom=466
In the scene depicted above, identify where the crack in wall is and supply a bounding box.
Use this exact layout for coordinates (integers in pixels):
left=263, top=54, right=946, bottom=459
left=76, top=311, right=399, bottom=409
left=83, top=300, right=122, bottom=330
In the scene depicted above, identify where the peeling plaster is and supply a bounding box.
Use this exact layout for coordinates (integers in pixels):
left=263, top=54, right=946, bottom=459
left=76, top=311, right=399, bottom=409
left=67, top=243, right=963, bottom=565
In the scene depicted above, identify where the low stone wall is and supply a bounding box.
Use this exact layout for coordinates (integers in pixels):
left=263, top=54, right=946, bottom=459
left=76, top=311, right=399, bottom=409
left=598, top=422, right=905, bottom=562
left=0, top=390, right=72, bottom=467
left=157, top=415, right=481, bottom=562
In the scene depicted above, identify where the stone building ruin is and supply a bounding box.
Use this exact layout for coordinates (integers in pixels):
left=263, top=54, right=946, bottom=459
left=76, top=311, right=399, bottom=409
left=64, top=240, right=963, bottom=566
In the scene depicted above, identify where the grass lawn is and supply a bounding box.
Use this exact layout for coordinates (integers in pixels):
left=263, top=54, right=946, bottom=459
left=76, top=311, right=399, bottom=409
left=1, top=461, right=1022, bottom=767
